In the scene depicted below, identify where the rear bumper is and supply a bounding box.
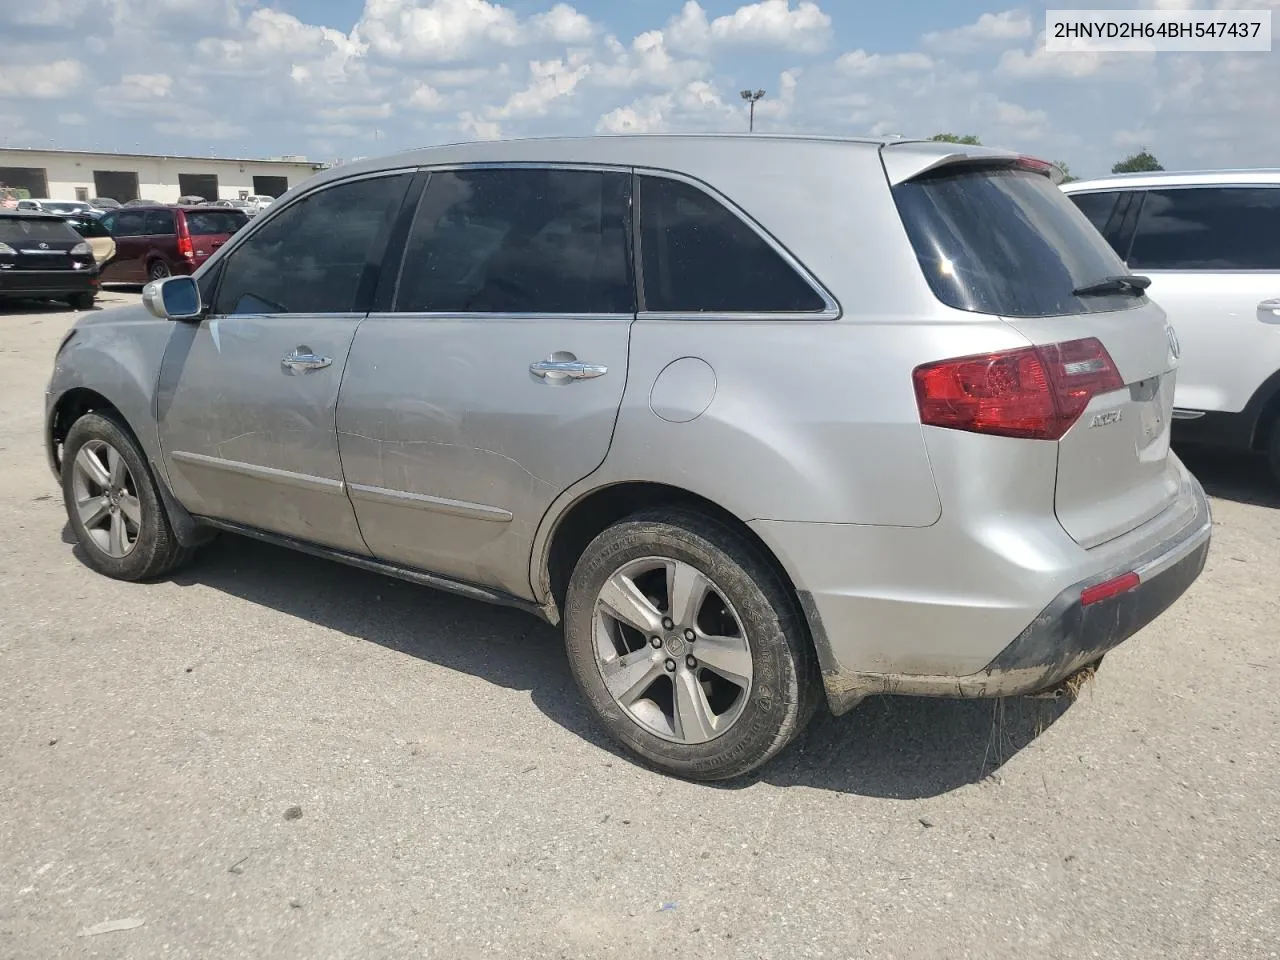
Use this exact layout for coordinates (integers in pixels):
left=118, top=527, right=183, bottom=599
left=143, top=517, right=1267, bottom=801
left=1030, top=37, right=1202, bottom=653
left=0, top=270, right=97, bottom=298
left=752, top=463, right=1212, bottom=715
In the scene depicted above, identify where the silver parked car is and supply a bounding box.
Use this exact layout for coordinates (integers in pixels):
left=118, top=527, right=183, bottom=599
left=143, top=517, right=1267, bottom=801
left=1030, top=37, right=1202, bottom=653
left=46, top=136, right=1211, bottom=780
left=1061, top=170, right=1280, bottom=481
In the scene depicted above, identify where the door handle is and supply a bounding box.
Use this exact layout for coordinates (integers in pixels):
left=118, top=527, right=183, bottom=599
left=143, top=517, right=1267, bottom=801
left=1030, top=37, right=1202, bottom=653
left=1258, top=299, right=1280, bottom=321
left=281, top=347, right=333, bottom=373
left=529, top=359, right=608, bottom=381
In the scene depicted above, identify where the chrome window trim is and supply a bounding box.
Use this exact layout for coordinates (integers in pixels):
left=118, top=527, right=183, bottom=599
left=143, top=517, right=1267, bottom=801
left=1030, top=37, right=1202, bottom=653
left=365, top=311, right=634, bottom=322
left=632, top=166, right=841, bottom=321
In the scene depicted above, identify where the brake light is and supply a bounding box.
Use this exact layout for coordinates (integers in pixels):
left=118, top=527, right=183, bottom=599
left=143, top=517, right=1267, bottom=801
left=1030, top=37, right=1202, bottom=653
left=1080, top=571, right=1139, bottom=606
left=913, top=337, right=1124, bottom=441
left=177, top=216, right=194, bottom=259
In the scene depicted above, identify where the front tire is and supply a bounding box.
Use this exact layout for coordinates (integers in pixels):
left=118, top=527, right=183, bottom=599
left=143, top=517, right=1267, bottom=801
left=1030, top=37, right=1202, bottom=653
left=564, top=509, right=820, bottom=781
left=61, top=411, right=192, bottom=581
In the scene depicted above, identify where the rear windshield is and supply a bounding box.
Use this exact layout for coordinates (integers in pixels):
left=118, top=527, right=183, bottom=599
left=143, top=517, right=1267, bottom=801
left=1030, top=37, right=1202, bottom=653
left=0, top=217, right=78, bottom=242
left=185, top=210, right=247, bottom=236
left=892, top=165, right=1142, bottom=317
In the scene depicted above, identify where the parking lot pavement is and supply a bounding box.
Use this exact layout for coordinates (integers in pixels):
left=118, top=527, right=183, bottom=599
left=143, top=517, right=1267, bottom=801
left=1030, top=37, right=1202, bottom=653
left=1, top=295, right=1277, bottom=960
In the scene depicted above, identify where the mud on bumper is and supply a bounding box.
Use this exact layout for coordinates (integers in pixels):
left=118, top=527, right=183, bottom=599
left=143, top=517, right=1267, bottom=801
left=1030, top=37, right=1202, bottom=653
left=822, top=491, right=1212, bottom=715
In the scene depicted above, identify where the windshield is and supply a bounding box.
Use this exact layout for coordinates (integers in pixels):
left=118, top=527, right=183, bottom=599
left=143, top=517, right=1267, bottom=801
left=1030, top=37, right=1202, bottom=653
left=43, top=202, right=90, bottom=214
left=0, top=218, right=78, bottom=242
left=185, top=210, right=247, bottom=235
left=892, top=165, right=1143, bottom=317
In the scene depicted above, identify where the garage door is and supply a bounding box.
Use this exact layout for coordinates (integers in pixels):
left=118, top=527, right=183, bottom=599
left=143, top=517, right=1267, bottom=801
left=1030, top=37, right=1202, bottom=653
left=0, top=167, right=50, bottom=198
left=93, top=170, right=140, bottom=203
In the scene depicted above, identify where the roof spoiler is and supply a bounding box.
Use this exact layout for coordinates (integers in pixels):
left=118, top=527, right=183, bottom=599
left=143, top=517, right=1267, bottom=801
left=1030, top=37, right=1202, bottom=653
left=880, top=141, right=1064, bottom=186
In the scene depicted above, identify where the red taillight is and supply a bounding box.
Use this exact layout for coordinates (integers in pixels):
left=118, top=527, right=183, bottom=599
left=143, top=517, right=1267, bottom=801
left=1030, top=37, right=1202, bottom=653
left=1080, top=571, right=1140, bottom=607
left=913, top=337, right=1124, bottom=441
left=177, top=217, right=194, bottom=259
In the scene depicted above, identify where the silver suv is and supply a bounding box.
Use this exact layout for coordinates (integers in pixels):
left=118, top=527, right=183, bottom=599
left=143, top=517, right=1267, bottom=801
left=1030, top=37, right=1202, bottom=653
left=46, top=136, right=1211, bottom=780
left=1062, top=170, right=1280, bottom=482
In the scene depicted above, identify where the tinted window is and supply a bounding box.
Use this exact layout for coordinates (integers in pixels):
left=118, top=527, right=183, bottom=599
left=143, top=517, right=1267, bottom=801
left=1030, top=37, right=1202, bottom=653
left=1128, top=187, right=1280, bottom=270
left=395, top=168, right=633, bottom=314
left=110, top=211, right=147, bottom=237
left=145, top=209, right=175, bottom=235
left=1068, top=192, right=1120, bottom=234
left=0, top=217, right=78, bottom=242
left=637, top=176, right=825, bottom=313
left=184, top=210, right=247, bottom=236
left=893, top=166, right=1139, bottom=318
left=213, top=173, right=410, bottom=315
left=67, top=217, right=109, bottom=238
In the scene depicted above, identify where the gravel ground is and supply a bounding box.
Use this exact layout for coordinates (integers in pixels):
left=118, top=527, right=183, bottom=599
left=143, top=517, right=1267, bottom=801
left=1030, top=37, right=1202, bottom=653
left=2, top=292, right=1278, bottom=959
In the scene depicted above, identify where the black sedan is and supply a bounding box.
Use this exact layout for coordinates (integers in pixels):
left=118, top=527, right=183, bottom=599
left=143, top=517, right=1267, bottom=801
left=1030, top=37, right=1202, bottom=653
left=0, top=212, right=100, bottom=310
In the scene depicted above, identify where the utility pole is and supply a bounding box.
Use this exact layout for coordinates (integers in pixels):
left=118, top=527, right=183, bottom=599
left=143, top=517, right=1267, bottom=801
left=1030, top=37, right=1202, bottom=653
left=739, top=89, right=766, bottom=133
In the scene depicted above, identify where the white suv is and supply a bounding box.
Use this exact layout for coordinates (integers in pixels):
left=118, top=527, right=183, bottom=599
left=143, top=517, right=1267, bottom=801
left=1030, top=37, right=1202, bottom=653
left=1062, top=171, right=1280, bottom=481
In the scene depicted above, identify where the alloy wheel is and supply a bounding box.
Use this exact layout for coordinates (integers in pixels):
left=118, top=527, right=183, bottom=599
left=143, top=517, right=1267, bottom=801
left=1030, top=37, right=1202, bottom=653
left=70, top=439, right=141, bottom=558
left=592, top=557, right=753, bottom=744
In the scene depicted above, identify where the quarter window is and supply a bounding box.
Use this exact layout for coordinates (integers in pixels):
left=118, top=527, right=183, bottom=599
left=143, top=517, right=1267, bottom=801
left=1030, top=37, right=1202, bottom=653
left=1128, top=187, right=1280, bottom=270
left=110, top=211, right=147, bottom=237
left=213, top=173, right=411, bottom=315
left=637, top=175, right=826, bottom=314
left=394, top=168, right=633, bottom=314
left=145, top=209, right=175, bottom=235
left=1068, top=191, right=1120, bottom=235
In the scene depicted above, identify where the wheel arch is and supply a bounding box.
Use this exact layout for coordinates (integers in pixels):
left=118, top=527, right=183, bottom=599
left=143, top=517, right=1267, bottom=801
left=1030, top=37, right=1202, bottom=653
left=535, top=480, right=817, bottom=639
left=1248, top=367, right=1280, bottom=452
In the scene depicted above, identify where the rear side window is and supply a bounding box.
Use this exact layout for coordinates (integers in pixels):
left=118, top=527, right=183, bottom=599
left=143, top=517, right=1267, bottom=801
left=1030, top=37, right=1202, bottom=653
left=109, top=211, right=147, bottom=237
left=0, top=218, right=78, bottom=242
left=184, top=210, right=247, bottom=236
left=1069, top=192, right=1120, bottom=234
left=893, top=166, right=1139, bottom=317
left=637, top=176, right=826, bottom=313
left=213, top=173, right=411, bottom=315
left=68, top=217, right=110, bottom=238
left=145, top=209, right=175, bottom=235
left=1128, top=187, right=1280, bottom=270
left=395, top=168, right=633, bottom=314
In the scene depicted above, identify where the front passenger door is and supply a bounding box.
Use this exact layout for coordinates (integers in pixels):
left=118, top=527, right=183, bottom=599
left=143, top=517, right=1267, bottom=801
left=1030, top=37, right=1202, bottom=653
left=156, top=172, right=414, bottom=552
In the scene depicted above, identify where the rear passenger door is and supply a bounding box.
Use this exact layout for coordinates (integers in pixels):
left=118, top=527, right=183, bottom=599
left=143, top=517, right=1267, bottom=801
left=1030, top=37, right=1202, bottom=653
left=143, top=208, right=177, bottom=278
left=100, top=209, right=147, bottom=282
left=1123, top=186, right=1280, bottom=414
left=337, top=166, right=635, bottom=597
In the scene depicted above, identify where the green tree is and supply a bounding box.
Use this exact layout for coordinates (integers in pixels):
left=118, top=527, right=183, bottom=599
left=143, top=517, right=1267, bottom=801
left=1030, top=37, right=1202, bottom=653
left=1054, top=161, right=1078, bottom=183
left=1111, top=149, right=1163, bottom=174
left=930, top=133, right=982, bottom=145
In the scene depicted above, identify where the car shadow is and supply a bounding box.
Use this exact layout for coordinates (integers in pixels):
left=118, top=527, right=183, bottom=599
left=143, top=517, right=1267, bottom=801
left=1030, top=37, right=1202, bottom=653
left=1178, top=446, right=1279, bottom=509
left=64, top=524, right=1069, bottom=798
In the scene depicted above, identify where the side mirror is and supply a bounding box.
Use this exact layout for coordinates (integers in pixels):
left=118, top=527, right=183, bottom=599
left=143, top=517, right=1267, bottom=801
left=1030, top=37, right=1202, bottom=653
left=142, top=275, right=202, bottom=321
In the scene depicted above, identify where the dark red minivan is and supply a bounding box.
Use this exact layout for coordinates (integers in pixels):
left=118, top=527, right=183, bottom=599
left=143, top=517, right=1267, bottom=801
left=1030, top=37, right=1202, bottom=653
left=98, top=205, right=248, bottom=284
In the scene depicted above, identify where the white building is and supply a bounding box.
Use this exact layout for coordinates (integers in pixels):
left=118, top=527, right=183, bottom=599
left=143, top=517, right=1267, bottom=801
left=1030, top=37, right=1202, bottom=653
left=0, top=148, right=325, bottom=204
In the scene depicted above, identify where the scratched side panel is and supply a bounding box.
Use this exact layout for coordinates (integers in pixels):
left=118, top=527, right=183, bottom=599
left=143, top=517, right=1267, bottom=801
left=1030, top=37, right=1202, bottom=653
left=155, top=313, right=370, bottom=554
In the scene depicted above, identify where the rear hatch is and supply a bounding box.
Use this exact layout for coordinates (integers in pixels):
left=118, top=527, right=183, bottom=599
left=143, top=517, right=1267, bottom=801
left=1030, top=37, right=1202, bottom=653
left=888, top=147, right=1180, bottom=549
left=0, top=215, right=92, bottom=272
left=182, top=208, right=248, bottom=264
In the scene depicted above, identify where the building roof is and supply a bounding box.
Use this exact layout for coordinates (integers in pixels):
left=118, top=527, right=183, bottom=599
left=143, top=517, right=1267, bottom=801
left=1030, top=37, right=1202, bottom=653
left=0, top=146, right=325, bottom=169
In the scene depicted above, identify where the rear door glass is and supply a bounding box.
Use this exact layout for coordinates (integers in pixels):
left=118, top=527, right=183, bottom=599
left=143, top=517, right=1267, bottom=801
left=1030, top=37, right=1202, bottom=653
left=145, top=209, right=176, bottom=235
left=893, top=165, right=1141, bottom=317
left=1127, top=186, right=1280, bottom=270
left=185, top=210, right=247, bottom=236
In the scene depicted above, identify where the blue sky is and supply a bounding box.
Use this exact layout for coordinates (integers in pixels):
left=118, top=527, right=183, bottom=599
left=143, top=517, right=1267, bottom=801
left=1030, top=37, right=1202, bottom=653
left=1, top=0, right=1277, bottom=177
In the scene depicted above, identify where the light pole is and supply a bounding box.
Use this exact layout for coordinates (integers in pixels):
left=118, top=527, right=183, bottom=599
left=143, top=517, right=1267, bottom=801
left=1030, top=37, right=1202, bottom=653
left=739, top=89, right=766, bottom=133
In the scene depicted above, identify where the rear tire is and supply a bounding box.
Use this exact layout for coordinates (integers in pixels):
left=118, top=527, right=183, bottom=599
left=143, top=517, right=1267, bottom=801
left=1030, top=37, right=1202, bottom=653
left=563, top=508, right=821, bottom=781
left=61, top=411, right=193, bottom=581
left=1268, top=417, right=1280, bottom=485
left=67, top=292, right=95, bottom=311
left=147, top=260, right=171, bottom=282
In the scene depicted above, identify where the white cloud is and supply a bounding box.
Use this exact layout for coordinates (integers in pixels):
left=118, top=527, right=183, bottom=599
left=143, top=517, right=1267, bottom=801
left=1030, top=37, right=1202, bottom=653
left=837, top=50, right=934, bottom=76
left=596, top=79, right=738, bottom=134
left=104, top=73, right=174, bottom=101
left=407, top=84, right=445, bottom=111
left=0, top=60, right=84, bottom=98
left=492, top=56, right=592, bottom=119
left=458, top=110, right=503, bottom=140
left=154, top=118, right=246, bottom=140
left=665, top=0, right=832, bottom=54
left=593, top=30, right=706, bottom=88
left=530, top=2, right=595, bottom=43
left=923, top=10, right=1031, bottom=51
left=355, top=0, right=522, bottom=61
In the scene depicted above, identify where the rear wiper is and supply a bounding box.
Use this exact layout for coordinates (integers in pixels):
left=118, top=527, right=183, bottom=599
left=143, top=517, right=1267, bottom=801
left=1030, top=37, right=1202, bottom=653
left=1072, top=274, right=1152, bottom=297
